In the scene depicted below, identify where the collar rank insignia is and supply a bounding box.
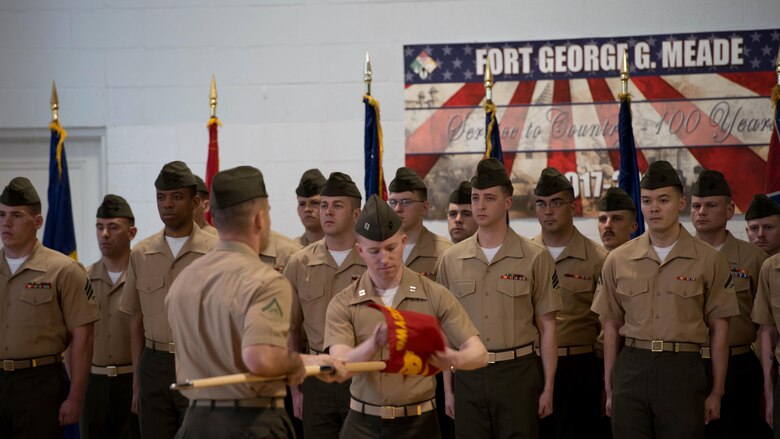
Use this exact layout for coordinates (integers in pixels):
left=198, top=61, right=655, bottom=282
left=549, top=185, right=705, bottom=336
left=500, top=274, right=527, bottom=281
left=564, top=273, right=590, bottom=280
left=358, top=289, right=366, bottom=297
left=25, top=282, right=52, bottom=289
left=676, top=276, right=696, bottom=282
left=409, top=285, right=416, bottom=292
left=730, top=268, right=750, bottom=279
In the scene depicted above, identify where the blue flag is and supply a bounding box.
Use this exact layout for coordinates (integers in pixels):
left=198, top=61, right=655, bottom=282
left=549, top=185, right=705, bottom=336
left=618, top=98, right=645, bottom=238
left=484, top=101, right=504, bottom=163
left=364, top=95, right=387, bottom=201
left=43, top=121, right=77, bottom=260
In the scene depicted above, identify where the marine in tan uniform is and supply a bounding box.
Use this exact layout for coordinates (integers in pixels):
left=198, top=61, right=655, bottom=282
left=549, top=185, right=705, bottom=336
left=82, top=195, right=141, bottom=439
left=325, top=195, right=487, bottom=439
left=437, top=158, right=562, bottom=438
left=690, top=171, right=769, bottom=438
left=447, top=181, right=478, bottom=244
left=751, top=254, right=780, bottom=436
left=594, top=187, right=638, bottom=439
left=592, top=160, right=740, bottom=439
left=119, top=161, right=217, bottom=439
left=286, top=171, right=365, bottom=438
left=167, top=166, right=344, bottom=439
left=532, top=167, right=608, bottom=439
left=295, top=169, right=326, bottom=247
left=193, top=175, right=217, bottom=237
left=387, top=167, right=452, bottom=280
left=745, top=195, right=780, bottom=257
left=262, top=231, right=303, bottom=273
left=0, top=177, right=101, bottom=437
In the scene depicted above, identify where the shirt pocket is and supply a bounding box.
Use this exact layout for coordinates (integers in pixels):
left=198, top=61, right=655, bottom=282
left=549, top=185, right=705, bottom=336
left=298, top=283, right=327, bottom=326
left=19, top=286, right=56, bottom=328
left=137, top=275, right=166, bottom=316
left=667, top=280, right=704, bottom=323
left=616, top=279, right=649, bottom=322
left=451, top=281, right=477, bottom=324
left=496, top=278, right=531, bottom=320
left=559, top=276, right=594, bottom=313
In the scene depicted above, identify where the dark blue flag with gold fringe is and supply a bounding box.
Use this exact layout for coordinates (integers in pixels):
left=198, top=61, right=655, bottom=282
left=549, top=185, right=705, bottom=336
left=43, top=120, right=78, bottom=260
left=364, top=94, right=387, bottom=201
left=484, top=101, right=504, bottom=163
left=618, top=96, right=645, bottom=238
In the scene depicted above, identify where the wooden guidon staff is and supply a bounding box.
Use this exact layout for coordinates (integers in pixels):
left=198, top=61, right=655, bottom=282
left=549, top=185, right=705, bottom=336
left=170, top=361, right=387, bottom=390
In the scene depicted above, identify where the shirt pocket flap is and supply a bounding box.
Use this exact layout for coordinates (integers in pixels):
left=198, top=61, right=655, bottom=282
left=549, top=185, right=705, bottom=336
left=138, top=275, right=165, bottom=294
left=496, top=278, right=530, bottom=298
left=559, top=276, right=592, bottom=294
left=668, top=280, right=703, bottom=298
left=300, top=283, right=325, bottom=302
left=20, top=289, right=54, bottom=305
left=452, top=281, right=476, bottom=299
left=616, top=279, right=648, bottom=297
left=734, top=277, right=751, bottom=293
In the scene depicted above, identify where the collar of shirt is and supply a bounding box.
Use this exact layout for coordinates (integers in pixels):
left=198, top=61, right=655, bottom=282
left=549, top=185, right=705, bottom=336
left=630, top=225, right=698, bottom=264
left=260, top=231, right=281, bottom=259
left=719, top=232, right=741, bottom=267
left=349, top=267, right=428, bottom=306
left=532, top=228, right=588, bottom=262
left=88, top=259, right=126, bottom=292
left=145, top=224, right=212, bottom=260
left=307, top=240, right=363, bottom=272
left=0, top=240, right=47, bottom=278
left=406, top=227, right=438, bottom=262
left=214, top=239, right=259, bottom=258
left=459, top=227, right=525, bottom=264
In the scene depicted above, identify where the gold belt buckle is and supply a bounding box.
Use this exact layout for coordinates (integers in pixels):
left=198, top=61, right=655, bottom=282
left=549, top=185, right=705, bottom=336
left=700, top=347, right=711, bottom=359
left=650, top=340, right=664, bottom=352
left=3, top=360, right=14, bottom=372
left=107, top=365, right=117, bottom=377
left=168, top=342, right=175, bottom=354
left=487, top=352, right=497, bottom=364
left=380, top=406, right=396, bottom=420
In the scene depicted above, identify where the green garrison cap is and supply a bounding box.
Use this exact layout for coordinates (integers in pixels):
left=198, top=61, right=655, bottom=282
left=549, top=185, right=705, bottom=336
left=296, top=169, right=327, bottom=197
left=194, top=175, right=208, bottom=195
left=745, top=194, right=780, bottom=221
left=96, top=194, right=134, bottom=219
left=597, top=187, right=636, bottom=212
left=691, top=170, right=731, bottom=197
left=389, top=167, right=427, bottom=193
left=0, top=177, right=40, bottom=206
left=320, top=172, right=362, bottom=199
left=640, top=160, right=682, bottom=190
left=471, top=158, right=512, bottom=191
left=534, top=167, right=573, bottom=196
left=449, top=181, right=472, bottom=204
left=155, top=161, right=197, bottom=191
left=355, top=194, right=402, bottom=241
left=210, top=166, right=268, bottom=210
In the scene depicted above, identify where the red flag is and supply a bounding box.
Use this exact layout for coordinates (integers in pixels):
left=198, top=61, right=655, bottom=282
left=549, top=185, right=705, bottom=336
left=205, top=116, right=221, bottom=225
left=368, top=303, right=445, bottom=376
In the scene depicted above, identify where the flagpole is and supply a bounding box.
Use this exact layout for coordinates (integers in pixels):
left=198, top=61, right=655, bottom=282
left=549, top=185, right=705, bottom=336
left=484, top=60, right=493, bottom=104
left=210, top=75, right=217, bottom=118
left=620, top=50, right=629, bottom=96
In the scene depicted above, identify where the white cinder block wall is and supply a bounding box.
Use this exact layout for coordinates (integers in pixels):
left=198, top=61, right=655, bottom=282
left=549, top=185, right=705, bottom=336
left=1, top=0, right=778, bottom=262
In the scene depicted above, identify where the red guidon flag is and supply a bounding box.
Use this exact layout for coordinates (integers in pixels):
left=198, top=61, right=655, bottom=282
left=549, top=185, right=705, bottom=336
left=367, top=303, right=445, bottom=376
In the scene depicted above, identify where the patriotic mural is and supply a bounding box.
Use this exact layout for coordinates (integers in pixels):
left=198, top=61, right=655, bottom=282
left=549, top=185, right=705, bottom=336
left=404, top=29, right=780, bottom=219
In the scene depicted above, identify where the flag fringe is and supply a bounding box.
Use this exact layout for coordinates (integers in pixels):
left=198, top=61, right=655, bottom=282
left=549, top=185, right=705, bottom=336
left=49, top=121, right=68, bottom=179
left=207, top=116, right=223, bottom=128
left=771, top=84, right=780, bottom=109
left=364, top=94, right=386, bottom=199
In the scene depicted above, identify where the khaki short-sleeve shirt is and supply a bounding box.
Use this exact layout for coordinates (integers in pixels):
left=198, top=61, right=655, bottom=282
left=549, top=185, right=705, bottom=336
left=119, top=225, right=216, bottom=343
left=285, top=240, right=366, bottom=352
left=751, top=254, right=780, bottom=358
left=88, top=260, right=132, bottom=366
left=592, top=226, right=739, bottom=343
left=717, top=232, right=766, bottom=346
left=0, top=242, right=101, bottom=359
left=437, top=228, right=562, bottom=351
left=260, top=231, right=303, bottom=273
left=532, top=229, right=607, bottom=347
left=167, top=240, right=292, bottom=401
left=324, top=267, right=478, bottom=406
left=406, top=227, right=452, bottom=281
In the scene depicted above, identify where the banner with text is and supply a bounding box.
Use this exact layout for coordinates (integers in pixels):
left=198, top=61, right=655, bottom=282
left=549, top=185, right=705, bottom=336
left=404, top=29, right=779, bottom=219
